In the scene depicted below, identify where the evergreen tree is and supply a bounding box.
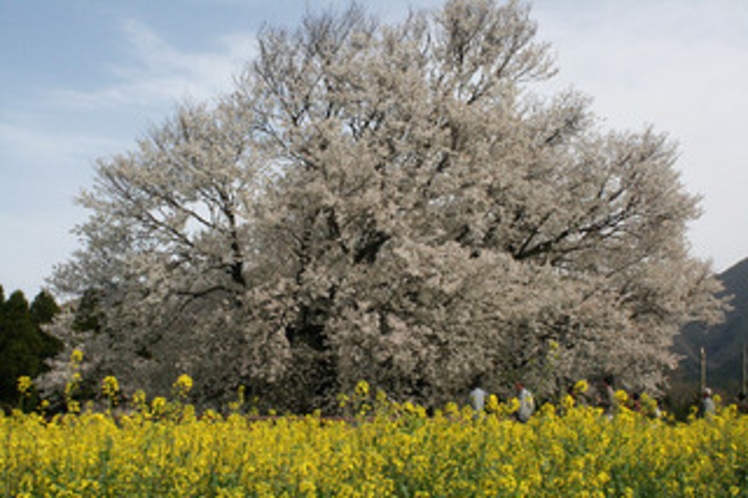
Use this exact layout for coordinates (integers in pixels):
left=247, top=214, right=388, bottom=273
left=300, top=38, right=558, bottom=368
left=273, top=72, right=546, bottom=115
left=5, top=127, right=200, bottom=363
left=30, top=290, right=61, bottom=325
left=0, top=288, right=63, bottom=407
left=0, top=291, right=40, bottom=404
left=30, top=291, right=64, bottom=360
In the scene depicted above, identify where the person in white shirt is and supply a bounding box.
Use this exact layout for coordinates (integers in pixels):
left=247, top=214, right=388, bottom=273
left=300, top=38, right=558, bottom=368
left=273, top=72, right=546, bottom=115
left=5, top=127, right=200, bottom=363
left=515, top=380, right=535, bottom=423
left=699, top=387, right=716, bottom=418
left=469, top=376, right=487, bottom=413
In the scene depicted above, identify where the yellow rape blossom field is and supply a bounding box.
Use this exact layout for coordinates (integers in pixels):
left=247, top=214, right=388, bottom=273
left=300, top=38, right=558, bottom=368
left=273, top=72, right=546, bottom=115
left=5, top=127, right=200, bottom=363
left=3, top=381, right=748, bottom=497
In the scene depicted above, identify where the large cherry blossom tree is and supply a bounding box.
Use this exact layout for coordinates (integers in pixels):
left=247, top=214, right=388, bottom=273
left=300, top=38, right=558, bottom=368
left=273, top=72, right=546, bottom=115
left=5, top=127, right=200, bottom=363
left=43, top=0, right=726, bottom=411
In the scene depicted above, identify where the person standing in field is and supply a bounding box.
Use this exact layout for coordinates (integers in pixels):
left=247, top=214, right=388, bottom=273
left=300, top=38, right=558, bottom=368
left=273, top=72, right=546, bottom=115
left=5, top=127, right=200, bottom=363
left=514, top=381, right=535, bottom=423
left=468, top=376, right=487, bottom=414
left=699, top=387, right=716, bottom=418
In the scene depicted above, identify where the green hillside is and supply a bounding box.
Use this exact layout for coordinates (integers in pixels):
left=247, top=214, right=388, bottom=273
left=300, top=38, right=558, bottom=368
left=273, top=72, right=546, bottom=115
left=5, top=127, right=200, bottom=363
left=671, top=258, right=748, bottom=401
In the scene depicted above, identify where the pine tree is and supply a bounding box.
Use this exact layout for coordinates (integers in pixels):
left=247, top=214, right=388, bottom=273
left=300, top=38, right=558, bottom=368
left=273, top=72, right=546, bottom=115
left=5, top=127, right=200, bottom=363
left=30, top=291, right=64, bottom=360
left=0, top=291, right=40, bottom=404
left=0, top=289, right=63, bottom=407
left=30, top=290, right=61, bottom=325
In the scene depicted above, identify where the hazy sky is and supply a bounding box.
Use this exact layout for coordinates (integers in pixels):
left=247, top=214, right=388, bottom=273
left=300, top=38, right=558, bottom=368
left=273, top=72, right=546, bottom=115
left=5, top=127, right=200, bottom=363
left=2, top=0, right=747, bottom=297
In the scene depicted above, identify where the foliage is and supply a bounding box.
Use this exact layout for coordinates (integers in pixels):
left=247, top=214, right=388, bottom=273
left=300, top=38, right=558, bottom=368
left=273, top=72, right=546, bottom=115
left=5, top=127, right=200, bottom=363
left=0, top=287, right=63, bottom=410
left=45, top=0, right=727, bottom=411
left=2, top=381, right=748, bottom=497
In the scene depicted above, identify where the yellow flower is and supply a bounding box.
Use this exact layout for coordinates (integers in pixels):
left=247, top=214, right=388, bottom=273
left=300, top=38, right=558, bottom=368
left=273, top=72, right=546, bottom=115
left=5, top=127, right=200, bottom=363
left=70, top=349, right=84, bottom=364
left=17, top=376, right=33, bottom=396
left=101, top=376, right=120, bottom=399
left=444, top=401, right=460, bottom=417
left=6, top=370, right=748, bottom=496
left=573, top=379, right=589, bottom=394
left=507, top=397, right=521, bottom=414
left=299, top=479, right=316, bottom=495
left=402, top=401, right=416, bottom=414
left=173, top=374, right=194, bottom=399
left=132, top=389, right=147, bottom=409
left=486, top=394, right=499, bottom=413
left=355, top=380, right=370, bottom=398
left=595, top=471, right=610, bottom=486
left=151, top=396, right=167, bottom=415
left=561, top=394, right=575, bottom=411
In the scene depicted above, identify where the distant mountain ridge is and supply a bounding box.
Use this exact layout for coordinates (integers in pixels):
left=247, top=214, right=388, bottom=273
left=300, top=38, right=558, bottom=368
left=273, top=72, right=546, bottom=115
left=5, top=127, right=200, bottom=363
left=671, top=257, right=748, bottom=397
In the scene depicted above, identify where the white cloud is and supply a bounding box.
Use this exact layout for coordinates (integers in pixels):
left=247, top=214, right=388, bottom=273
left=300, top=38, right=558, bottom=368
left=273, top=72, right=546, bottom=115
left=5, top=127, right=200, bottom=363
left=0, top=118, right=125, bottom=170
left=0, top=210, right=83, bottom=297
left=1, top=19, right=258, bottom=296
left=45, top=19, right=256, bottom=111
left=530, top=0, right=748, bottom=271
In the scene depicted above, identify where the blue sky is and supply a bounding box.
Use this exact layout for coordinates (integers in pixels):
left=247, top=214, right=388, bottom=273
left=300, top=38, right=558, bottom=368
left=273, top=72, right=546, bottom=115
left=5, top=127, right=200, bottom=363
left=2, top=0, right=747, bottom=298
